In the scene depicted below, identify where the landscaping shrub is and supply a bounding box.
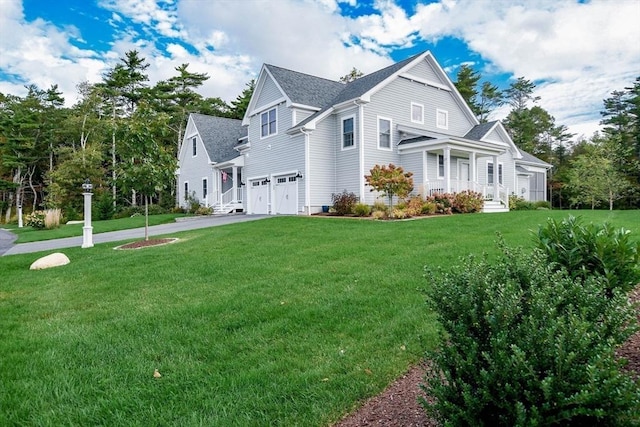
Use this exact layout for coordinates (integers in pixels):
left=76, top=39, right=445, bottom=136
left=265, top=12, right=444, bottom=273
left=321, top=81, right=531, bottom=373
left=426, top=192, right=453, bottom=214
left=372, top=200, right=387, bottom=212
left=353, top=203, right=371, bottom=217
left=509, top=194, right=535, bottom=210
left=25, top=210, right=45, bottom=229
left=195, top=206, right=213, bottom=215
left=95, top=191, right=115, bottom=220
left=406, top=196, right=425, bottom=217
left=421, top=201, right=436, bottom=215
left=451, top=190, right=484, bottom=213
left=331, top=190, right=358, bottom=215
left=534, top=200, right=551, bottom=209
left=372, top=210, right=386, bottom=220
left=535, top=215, right=640, bottom=295
left=423, top=240, right=640, bottom=426
left=43, top=209, right=61, bottom=229
left=392, top=208, right=407, bottom=219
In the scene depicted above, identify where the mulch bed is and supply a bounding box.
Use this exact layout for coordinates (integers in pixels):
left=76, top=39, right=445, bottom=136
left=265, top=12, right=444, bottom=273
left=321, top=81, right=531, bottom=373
left=335, top=285, right=640, bottom=426
left=114, top=238, right=178, bottom=250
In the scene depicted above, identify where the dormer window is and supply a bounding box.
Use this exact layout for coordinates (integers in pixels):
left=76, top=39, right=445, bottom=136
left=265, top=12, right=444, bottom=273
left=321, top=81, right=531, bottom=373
left=261, top=108, right=277, bottom=138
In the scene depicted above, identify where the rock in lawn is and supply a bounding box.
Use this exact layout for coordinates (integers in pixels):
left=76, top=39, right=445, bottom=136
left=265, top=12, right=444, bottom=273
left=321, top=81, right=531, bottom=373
left=30, top=253, right=70, bottom=270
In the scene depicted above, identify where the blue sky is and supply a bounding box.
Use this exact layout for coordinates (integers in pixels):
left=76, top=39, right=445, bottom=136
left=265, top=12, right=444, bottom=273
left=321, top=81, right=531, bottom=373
left=1, top=0, right=639, bottom=138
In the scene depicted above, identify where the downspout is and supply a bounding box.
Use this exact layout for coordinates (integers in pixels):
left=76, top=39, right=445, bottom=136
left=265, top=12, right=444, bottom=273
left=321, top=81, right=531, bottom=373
left=300, top=128, right=312, bottom=215
left=356, top=100, right=366, bottom=202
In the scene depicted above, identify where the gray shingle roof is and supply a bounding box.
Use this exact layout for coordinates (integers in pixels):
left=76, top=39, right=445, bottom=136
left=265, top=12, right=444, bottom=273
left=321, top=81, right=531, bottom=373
left=398, top=135, right=436, bottom=145
left=464, top=121, right=499, bottom=141
left=191, top=113, right=247, bottom=163
left=518, top=149, right=552, bottom=167
left=290, top=51, right=426, bottom=130
left=264, top=64, right=345, bottom=108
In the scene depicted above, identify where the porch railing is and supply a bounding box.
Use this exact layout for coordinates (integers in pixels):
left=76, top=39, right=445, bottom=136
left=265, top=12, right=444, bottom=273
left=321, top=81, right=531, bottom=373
left=424, top=180, right=509, bottom=207
left=221, top=187, right=235, bottom=205
left=236, top=187, right=243, bottom=203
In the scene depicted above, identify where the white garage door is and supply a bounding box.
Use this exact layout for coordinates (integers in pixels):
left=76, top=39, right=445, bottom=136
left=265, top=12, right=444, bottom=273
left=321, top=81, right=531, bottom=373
left=250, top=179, right=269, bottom=214
left=274, top=175, right=298, bottom=215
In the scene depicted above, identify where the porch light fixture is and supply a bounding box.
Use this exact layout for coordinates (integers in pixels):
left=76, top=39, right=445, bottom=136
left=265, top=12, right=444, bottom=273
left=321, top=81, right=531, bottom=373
left=240, top=181, right=246, bottom=186
left=264, top=177, right=271, bottom=183
left=295, top=172, right=303, bottom=179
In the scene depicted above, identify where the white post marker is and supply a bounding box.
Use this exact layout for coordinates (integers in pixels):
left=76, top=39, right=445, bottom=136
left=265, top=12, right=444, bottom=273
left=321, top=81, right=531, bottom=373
left=81, top=179, right=93, bottom=248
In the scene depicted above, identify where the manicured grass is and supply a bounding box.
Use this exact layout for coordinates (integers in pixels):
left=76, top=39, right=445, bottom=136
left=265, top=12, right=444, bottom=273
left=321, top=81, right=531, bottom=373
left=3, top=213, right=188, bottom=243
left=0, top=211, right=638, bottom=426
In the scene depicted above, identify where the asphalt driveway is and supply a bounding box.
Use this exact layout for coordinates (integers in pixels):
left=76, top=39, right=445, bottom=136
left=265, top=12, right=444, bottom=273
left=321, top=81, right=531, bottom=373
left=1, top=214, right=268, bottom=256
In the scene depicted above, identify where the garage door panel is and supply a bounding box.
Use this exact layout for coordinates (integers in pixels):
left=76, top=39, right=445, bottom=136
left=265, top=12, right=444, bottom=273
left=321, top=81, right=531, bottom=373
left=250, top=179, right=269, bottom=214
left=274, top=175, right=298, bottom=215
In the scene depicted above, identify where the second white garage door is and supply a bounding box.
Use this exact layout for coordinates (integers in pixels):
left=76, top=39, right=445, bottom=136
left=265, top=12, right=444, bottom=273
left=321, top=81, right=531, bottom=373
left=274, top=175, right=298, bottom=215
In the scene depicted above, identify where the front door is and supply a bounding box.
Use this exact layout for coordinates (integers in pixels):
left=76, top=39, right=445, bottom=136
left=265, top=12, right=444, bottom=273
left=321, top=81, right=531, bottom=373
left=459, top=161, right=470, bottom=182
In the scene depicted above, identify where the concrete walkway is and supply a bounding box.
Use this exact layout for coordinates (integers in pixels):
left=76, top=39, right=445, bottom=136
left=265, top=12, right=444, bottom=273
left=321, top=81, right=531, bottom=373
left=1, top=214, right=268, bottom=256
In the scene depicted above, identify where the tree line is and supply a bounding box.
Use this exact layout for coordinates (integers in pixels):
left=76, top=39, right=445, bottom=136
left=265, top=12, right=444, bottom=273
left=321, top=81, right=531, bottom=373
left=0, top=53, right=638, bottom=225
left=453, top=65, right=639, bottom=209
left=0, top=50, right=254, bottom=222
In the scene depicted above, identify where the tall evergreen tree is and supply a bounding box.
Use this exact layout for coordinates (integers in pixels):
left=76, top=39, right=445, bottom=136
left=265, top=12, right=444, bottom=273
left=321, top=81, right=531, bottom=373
left=454, top=64, right=480, bottom=115
left=230, top=79, right=255, bottom=120
left=477, top=81, right=504, bottom=123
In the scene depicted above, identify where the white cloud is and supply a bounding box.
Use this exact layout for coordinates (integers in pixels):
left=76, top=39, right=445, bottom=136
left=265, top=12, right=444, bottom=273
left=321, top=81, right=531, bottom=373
left=409, top=0, right=640, bottom=138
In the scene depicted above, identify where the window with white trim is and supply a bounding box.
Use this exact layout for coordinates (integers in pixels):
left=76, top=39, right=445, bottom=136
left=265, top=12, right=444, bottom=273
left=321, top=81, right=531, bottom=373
left=411, top=103, right=424, bottom=124
left=202, top=178, right=208, bottom=199
left=184, top=181, right=189, bottom=200
left=487, top=162, right=503, bottom=185
left=437, top=154, right=445, bottom=178
left=192, top=137, right=197, bottom=156
left=378, top=117, right=391, bottom=149
left=436, top=109, right=448, bottom=129
left=260, top=108, right=277, bottom=138
left=342, top=116, right=354, bottom=149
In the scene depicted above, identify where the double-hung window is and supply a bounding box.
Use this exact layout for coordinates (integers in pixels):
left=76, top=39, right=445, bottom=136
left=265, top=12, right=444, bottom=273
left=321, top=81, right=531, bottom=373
left=488, top=162, right=503, bottom=185
left=192, top=137, right=197, bottom=156
left=184, top=182, right=189, bottom=200
left=202, top=178, right=208, bottom=200
left=378, top=117, right=391, bottom=150
left=437, top=154, right=445, bottom=178
left=342, top=117, right=354, bottom=149
left=261, top=108, right=277, bottom=138
left=411, top=103, right=424, bottom=124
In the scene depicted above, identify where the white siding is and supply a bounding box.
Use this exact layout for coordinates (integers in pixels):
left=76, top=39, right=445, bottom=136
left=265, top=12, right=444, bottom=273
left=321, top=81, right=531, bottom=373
left=245, top=102, right=306, bottom=213
left=177, top=119, right=213, bottom=207
left=256, top=75, right=284, bottom=109
left=309, top=117, right=336, bottom=210
left=406, top=58, right=446, bottom=84
left=335, top=109, right=360, bottom=197
left=400, top=151, right=423, bottom=195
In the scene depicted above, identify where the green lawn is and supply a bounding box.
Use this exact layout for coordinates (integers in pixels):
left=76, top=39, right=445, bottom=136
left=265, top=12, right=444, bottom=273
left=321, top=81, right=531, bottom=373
left=1, top=211, right=638, bottom=426
left=2, top=213, right=188, bottom=243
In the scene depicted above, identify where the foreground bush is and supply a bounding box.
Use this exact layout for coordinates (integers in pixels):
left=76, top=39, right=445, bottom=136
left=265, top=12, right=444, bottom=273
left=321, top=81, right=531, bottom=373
left=423, top=240, right=639, bottom=426
left=536, top=215, right=640, bottom=295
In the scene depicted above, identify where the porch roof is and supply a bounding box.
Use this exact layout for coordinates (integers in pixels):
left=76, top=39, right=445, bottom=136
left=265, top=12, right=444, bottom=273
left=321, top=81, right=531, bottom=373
left=397, top=134, right=506, bottom=157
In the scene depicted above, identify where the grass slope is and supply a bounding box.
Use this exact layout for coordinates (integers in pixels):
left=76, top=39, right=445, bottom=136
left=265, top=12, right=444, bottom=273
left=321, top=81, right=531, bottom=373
left=0, top=211, right=638, bottom=426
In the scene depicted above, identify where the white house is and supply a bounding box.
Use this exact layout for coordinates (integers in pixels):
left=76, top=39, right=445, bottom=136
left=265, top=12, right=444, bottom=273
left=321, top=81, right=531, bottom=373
left=178, top=50, right=551, bottom=214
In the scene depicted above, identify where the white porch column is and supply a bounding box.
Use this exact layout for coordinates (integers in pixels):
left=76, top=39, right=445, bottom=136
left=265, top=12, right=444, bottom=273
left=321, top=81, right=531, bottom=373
left=218, top=170, right=223, bottom=206
left=443, top=147, right=451, bottom=193
left=232, top=166, right=238, bottom=202
left=469, top=152, right=476, bottom=190
left=492, top=154, right=499, bottom=201
left=422, top=150, right=428, bottom=195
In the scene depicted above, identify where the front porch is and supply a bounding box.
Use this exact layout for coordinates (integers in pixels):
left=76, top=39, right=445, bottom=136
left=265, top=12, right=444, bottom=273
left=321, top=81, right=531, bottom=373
left=210, top=158, right=244, bottom=214
left=397, top=126, right=510, bottom=212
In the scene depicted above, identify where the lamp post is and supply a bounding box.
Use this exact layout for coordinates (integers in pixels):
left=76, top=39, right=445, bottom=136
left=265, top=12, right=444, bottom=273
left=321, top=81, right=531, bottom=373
left=81, top=179, right=94, bottom=248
